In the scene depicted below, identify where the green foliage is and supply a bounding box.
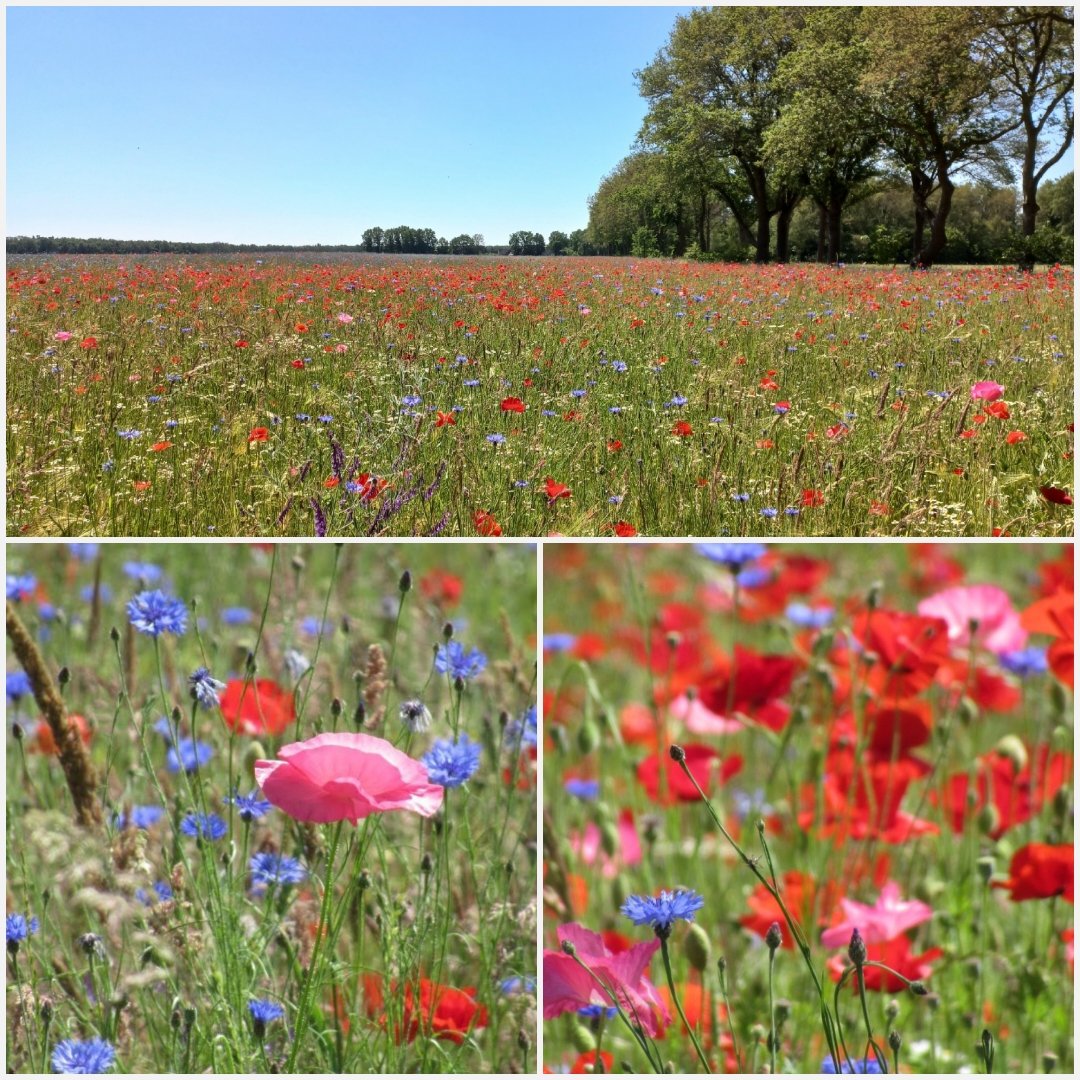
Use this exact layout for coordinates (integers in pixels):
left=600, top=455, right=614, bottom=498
left=508, top=231, right=545, bottom=256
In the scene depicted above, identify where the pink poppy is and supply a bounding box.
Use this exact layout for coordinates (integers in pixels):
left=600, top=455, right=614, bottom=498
left=821, top=881, right=933, bottom=948
left=568, top=810, right=643, bottom=878
left=669, top=692, right=744, bottom=735
left=543, top=923, right=670, bottom=1036
left=254, top=732, right=443, bottom=824
left=337, top=313, right=354, bottom=324
left=970, top=380, right=1005, bottom=401
left=53, top=331, right=72, bottom=342
left=917, top=585, right=1027, bottom=655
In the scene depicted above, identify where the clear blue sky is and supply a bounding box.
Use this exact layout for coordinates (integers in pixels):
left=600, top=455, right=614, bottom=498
left=8, top=7, right=1073, bottom=247
left=7, top=6, right=691, bottom=245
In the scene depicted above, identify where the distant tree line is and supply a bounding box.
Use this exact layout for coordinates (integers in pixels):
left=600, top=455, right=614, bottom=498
left=584, top=5, right=1073, bottom=267
left=6, top=237, right=378, bottom=255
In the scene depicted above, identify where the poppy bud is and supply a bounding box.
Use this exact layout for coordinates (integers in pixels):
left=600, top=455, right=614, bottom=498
left=330, top=698, right=342, bottom=718
left=1043, top=1051, right=1058, bottom=1072
left=561, top=940, right=577, bottom=957
left=885, top=999, right=899, bottom=1022
left=58, top=666, right=70, bottom=685
left=110, top=626, right=120, bottom=643
left=1051, top=682, right=1069, bottom=716
left=353, top=700, right=366, bottom=730
left=866, top=581, right=883, bottom=610
left=443, top=622, right=454, bottom=642
left=957, top=696, right=979, bottom=727
left=912, top=983, right=931, bottom=999
left=398, top=570, right=412, bottom=594
left=610, top=874, right=627, bottom=911
left=599, top=820, right=619, bottom=859
left=774, top=998, right=791, bottom=1024
left=517, top=1029, right=530, bottom=1053
left=420, top=853, right=433, bottom=876
left=577, top=719, right=600, bottom=755
left=243, top=741, right=267, bottom=772
left=684, top=924, right=711, bottom=972
left=994, top=734, right=1027, bottom=772
left=669, top=744, right=686, bottom=764
left=568, top=1018, right=595, bottom=1054
left=977, top=803, right=1001, bottom=837
left=1052, top=784, right=1072, bottom=820
left=847, top=927, right=867, bottom=967
left=12, top=722, right=24, bottom=741
left=976, top=856, right=995, bottom=884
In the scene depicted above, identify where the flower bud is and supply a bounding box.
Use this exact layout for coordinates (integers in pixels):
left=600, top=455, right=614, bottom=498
left=976, top=856, right=995, bottom=884
left=885, top=999, right=899, bottom=1022
left=1043, top=1051, right=1058, bottom=1072
left=599, top=820, right=619, bottom=859
left=765, top=921, right=783, bottom=952
left=994, top=734, right=1028, bottom=772
left=684, top=924, right=711, bottom=973
left=847, top=927, right=867, bottom=967
left=58, top=666, right=71, bottom=686
left=443, top=622, right=454, bottom=642
left=669, top=744, right=686, bottom=764
left=398, top=570, right=412, bottom=594
left=576, top=719, right=600, bottom=755
left=888, top=1030, right=902, bottom=1053
left=568, top=1019, right=595, bottom=1054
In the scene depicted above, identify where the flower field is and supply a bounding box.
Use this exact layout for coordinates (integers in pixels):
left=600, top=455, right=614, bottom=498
left=5, top=542, right=537, bottom=1072
left=6, top=257, right=1073, bottom=538
left=542, top=542, right=1073, bottom=1073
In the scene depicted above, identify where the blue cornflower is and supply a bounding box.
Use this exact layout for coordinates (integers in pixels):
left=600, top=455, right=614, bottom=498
left=785, top=604, right=834, bottom=630
left=402, top=394, right=423, bottom=406
left=67, top=543, right=100, bottom=562
left=7, top=670, right=32, bottom=704
left=422, top=734, right=482, bottom=788
left=50, top=1037, right=117, bottom=1074
left=666, top=394, right=688, bottom=407
left=821, top=1055, right=883, bottom=1074
left=499, top=975, right=537, bottom=995
left=114, top=805, right=165, bottom=830
left=299, top=616, right=326, bottom=637
left=318, top=414, right=333, bottom=423
left=6, top=573, right=36, bottom=602
left=248, top=999, right=285, bottom=1035
left=612, top=361, right=627, bottom=373
left=6, top=913, right=40, bottom=952
left=578, top=1004, right=619, bottom=1020
left=504, top=705, right=538, bottom=751
left=179, top=813, right=227, bottom=841
left=189, top=667, right=225, bottom=709
left=116, top=428, right=143, bottom=439
left=127, top=590, right=188, bottom=637
left=434, top=641, right=487, bottom=681
left=760, top=507, right=779, bottom=519
left=167, top=738, right=213, bottom=774
left=80, top=583, right=112, bottom=604
left=565, top=778, right=600, bottom=800
left=731, top=492, right=750, bottom=502
left=38, top=602, right=57, bottom=622
left=122, top=561, right=162, bottom=582
left=999, top=647, right=1048, bottom=677
left=621, top=889, right=704, bottom=938
left=463, top=379, right=480, bottom=387
left=486, top=433, right=506, bottom=445
left=543, top=633, right=577, bottom=652
left=220, top=605, right=253, bottom=625
left=227, top=790, right=273, bottom=822
left=135, top=880, right=174, bottom=906
left=570, top=389, right=587, bottom=398
left=696, top=543, right=766, bottom=570
left=294, top=413, right=310, bottom=422
left=250, top=853, right=307, bottom=888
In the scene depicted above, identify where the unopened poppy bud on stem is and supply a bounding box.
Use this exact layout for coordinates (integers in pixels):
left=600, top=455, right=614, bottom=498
left=398, top=570, right=412, bottom=594
left=684, top=923, right=711, bottom=972
left=669, top=744, right=686, bottom=764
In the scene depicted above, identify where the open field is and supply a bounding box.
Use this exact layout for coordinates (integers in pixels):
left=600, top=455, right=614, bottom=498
left=542, top=542, right=1073, bottom=1073
left=5, top=543, right=537, bottom=1072
left=6, top=257, right=1073, bottom=538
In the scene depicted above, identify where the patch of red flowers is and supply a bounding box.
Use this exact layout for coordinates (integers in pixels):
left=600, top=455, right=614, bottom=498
left=219, top=678, right=295, bottom=737
left=362, top=974, right=488, bottom=1044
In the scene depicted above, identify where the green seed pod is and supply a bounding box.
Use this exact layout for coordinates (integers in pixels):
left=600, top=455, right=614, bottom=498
left=577, top=718, right=600, bottom=755
left=994, top=735, right=1028, bottom=773
left=243, top=741, right=267, bottom=772
left=1051, top=681, right=1069, bottom=716
left=957, top=696, right=980, bottom=727
left=684, top=924, right=711, bottom=973
left=976, top=856, right=995, bottom=885
left=568, top=1018, right=596, bottom=1054
left=599, top=819, right=619, bottom=859
left=977, top=802, right=1001, bottom=837
left=885, top=999, right=900, bottom=1022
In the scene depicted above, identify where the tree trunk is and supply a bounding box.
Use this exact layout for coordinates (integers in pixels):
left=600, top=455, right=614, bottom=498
left=816, top=202, right=828, bottom=263
left=914, top=156, right=954, bottom=269
left=750, top=166, right=771, bottom=262
left=827, top=189, right=845, bottom=264
left=775, top=205, right=794, bottom=264
left=1018, top=131, right=1039, bottom=272
left=910, top=167, right=935, bottom=267
left=697, top=190, right=709, bottom=252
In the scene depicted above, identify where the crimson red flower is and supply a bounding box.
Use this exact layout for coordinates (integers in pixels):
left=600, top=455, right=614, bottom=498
left=220, top=678, right=295, bottom=736
left=690, top=646, right=800, bottom=732
left=79, top=336, right=98, bottom=349
left=363, top=974, right=488, bottom=1044
left=150, top=441, right=172, bottom=452
left=32, top=714, right=91, bottom=755
left=473, top=509, right=502, bottom=537
left=1040, top=485, right=1073, bottom=505
left=419, top=569, right=463, bottom=607
left=1022, top=589, right=1074, bottom=686
left=1005, top=430, right=1027, bottom=444
left=672, top=420, right=693, bottom=437
left=234, top=339, right=249, bottom=348
left=636, top=743, right=742, bottom=805
left=995, top=843, right=1073, bottom=902
left=612, top=521, right=638, bottom=537
left=741, top=871, right=834, bottom=950
left=291, top=359, right=306, bottom=369
left=571, top=1051, right=614, bottom=1074
left=544, top=477, right=571, bottom=502
left=248, top=427, right=269, bottom=443
left=501, top=396, right=526, bottom=413
left=435, top=410, right=456, bottom=427
left=828, top=936, right=944, bottom=992
left=802, top=489, right=825, bottom=507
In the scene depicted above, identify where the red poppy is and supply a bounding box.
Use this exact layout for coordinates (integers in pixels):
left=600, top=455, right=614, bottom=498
left=864, top=697, right=933, bottom=757
left=852, top=609, right=951, bottom=698
left=133, top=480, right=151, bottom=491
left=435, top=411, right=457, bottom=427
left=994, top=843, right=1073, bottom=902
left=672, top=421, right=693, bottom=437
left=248, top=427, right=269, bottom=443
left=802, top=489, right=825, bottom=507
left=362, top=974, right=488, bottom=1044
left=692, top=647, right=800, bottom=732
left=612, top=522, right=638, bottom=537
left=636, top=743, right=742, bottom=805
left=32, top=714, right=91, bottom=755
left=291, top=359, right=306, bottom=369
left=79, top=336, right=98, bottom=350
left=419, top=569, right=463, bottom=607
left=1040, top=485, right=1073, bottom=506
left=571, top=1051, right=614, bottom=1074
left=219, top=678, right=295, bottom=736
left=473, top=509, right=502, bottom=537
left=741, top=871, right=833, bottom=950
left=294, top=322, right=310, bottom=334
left=826, top=422, right=849, bottom=440
left=501, top=396, right=526, bottom=413
left=828, top=936, right=944, bottom=992
left=607, top=440, right=623, bottom=452
left=984, top=401, right=1010, bottom=420
left=1005, top=430, right=1027, bottom=444
left=544, top=477, right=571, bottom=502
left=234, top=339, right=249, bottom=348
left=324, top=477, right=340, bottom=489
left=150, top=441, right=172, bottom=452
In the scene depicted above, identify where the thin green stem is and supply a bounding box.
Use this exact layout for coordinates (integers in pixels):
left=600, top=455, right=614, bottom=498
left=660, top=937, right=711, bottom=1072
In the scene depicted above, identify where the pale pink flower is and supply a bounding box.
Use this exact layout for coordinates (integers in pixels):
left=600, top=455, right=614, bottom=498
left=917, top=584, right=1027, bottom=655
left=337, top=313, right=354, bottom=324
left=970, top=380, right=1005, bottom=401
left=569, top=810, right=643, bottom=878
left=821, top=881, right=933, bottom=948
left=53, top=331, right=72, bottom=342
left=254, top=732, right=443, bottom=824
left=543, top=923, right=670, bottom=1036
left=334, top=343, right=348, bottom=353
left=670, top=692, right=743, bottom=735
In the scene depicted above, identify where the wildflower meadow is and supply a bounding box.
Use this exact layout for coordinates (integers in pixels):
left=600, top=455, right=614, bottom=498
left=542, top=542, right=1073, bottom=1073
left=5, top=542, right=537, bottom=1073
left=6, top=257, right=1073, bottom=539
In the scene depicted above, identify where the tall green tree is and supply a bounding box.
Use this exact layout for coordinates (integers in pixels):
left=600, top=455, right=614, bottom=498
left=636, top=7, right=806, bottom=262
left=859, top=7, right=1021, bottom=267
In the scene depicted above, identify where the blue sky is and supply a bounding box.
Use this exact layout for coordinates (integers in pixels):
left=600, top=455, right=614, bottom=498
left=7, top=6, right=691, bottom=244
left=8, top=7, right=1073, bottom=247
